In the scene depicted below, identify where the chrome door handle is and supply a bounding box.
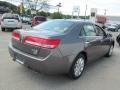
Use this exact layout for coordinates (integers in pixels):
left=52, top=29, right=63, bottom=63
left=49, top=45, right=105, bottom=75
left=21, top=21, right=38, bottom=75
left=85, top=41, right=91, bottom=47
left=85, top=41, right=90, bottom=44
left=85, top=41, right=91, bottom=45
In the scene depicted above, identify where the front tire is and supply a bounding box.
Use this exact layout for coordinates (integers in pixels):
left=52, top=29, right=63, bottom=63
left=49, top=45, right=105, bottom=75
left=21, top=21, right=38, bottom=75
left=1, top=28, right=5, bottom=31
left=105, top=45, right=114, bottom=57
left=69, top=54, right=85, bottom=79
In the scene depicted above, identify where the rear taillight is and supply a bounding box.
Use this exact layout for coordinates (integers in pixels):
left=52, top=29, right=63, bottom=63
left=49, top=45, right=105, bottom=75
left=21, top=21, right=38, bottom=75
left=12, top=32, right=20, bottom=41
left=24, top=36, right=60, bottom=49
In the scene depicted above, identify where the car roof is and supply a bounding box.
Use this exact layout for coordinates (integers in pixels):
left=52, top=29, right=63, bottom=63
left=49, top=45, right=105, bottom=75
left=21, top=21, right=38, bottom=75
left=3, top=13, right=19, bottom=17
left=51, top=19, right=94, bottom=24
left=3, top=13, right=18, bottom=15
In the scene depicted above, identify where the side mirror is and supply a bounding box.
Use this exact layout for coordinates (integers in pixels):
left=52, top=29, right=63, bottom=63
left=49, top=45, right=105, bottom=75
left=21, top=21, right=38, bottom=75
left=106, top=33, right=112, bottom=37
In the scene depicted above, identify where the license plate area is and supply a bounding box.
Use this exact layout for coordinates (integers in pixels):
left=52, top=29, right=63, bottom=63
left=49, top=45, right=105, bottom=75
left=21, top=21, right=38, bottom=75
left=13, top=40, right=40, bottom=56
left=14, top=54, right=25, bottom=65
left=16, top=59, right=24, bottom=65
left=8, top=21, right=14, bottom=22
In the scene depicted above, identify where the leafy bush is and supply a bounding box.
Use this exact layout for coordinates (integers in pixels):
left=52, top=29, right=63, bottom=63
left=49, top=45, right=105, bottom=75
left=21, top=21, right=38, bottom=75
left=50, top=12, right=63, bottom=19
left=37, top=11, right=48, bottom=17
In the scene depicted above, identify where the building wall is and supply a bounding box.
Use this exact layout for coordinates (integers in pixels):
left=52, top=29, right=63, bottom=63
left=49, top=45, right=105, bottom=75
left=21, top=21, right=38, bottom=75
left=107, top=16, right=120, bottom=22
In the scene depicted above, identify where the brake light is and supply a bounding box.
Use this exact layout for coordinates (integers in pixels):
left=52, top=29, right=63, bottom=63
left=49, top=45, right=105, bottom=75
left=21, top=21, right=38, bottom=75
left=24, top=36, right=60, bottom=49
left=12, top=32, right=20, bottom=41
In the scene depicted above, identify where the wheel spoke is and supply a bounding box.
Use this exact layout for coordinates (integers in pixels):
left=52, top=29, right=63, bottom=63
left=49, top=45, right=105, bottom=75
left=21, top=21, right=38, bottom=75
left=74, top=57, right=85, bottom=77
left=109, top=46, right=113, bottom=55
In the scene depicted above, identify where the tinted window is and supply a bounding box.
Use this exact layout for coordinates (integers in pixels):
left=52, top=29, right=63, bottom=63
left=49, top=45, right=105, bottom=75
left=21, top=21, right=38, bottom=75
left=91, top=12, right=95, bottom=17
left=95, top=25, right=105, bottom=36
left=33, top=20, right=74, bottom=33
left=35, top=17, right=46, bottom=21
left=83, top=24, right=96, bottom=36
left=3, top=14, right=19, bottom=20
left=80, top=28, right=86, bottom=36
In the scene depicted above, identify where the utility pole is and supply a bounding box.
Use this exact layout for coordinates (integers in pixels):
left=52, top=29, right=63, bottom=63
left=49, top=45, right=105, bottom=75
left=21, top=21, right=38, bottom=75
left=104, top=9, right=107, bottom=16
left=72, top=11, right=74, bottom=19
left=20, top=0, right=23, bottom=20
left=84, top=4, right=87, bottom=20
left=20, top=0, right=23, bottom=13
left=56, top=3, right=62, bottom=13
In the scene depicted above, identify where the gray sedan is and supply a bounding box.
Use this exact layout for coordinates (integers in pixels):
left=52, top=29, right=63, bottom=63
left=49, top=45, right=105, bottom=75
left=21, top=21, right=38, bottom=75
left=9, top=20, right=114, bottom=79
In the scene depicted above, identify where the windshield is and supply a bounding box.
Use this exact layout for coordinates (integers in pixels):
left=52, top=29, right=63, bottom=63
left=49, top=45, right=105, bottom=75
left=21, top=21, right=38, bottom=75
left=33, top=20, right=74, bottom=33
left=3, top=14, right=19, bottom=19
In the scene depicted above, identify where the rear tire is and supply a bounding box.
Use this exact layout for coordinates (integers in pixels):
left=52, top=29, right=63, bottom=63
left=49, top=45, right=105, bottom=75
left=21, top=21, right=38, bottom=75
left=1, top=28, right=5, bottom=32
left=68, top=54, right=85, bottom=79
left=105, top=45, right=114, bottom=57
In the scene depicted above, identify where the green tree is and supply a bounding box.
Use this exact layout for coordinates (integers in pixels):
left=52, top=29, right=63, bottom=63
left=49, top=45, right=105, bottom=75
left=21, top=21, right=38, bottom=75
left=79, top=16, right=90, bottom=19
left=63, top=15, right=71, bottom=19
left=50, top=12, right=63, bottom=19
left=0, top=1, right=18, bottom=13
left=18, top=5, right=25, bottom=15
left=27, top=0, right=49, bottom=14
left=37, top=11, right=48, bottom=17
left=26, top=9, right=31, bottom=15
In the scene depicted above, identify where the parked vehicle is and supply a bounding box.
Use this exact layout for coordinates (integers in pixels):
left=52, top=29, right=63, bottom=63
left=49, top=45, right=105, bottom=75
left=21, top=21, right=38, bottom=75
left=96, top=16, right=107, bottom=29
left=1, top=13, right=22, bottom=31
left=107, top=23, right=120, bottom=32
left=9, top=20, right=114, bottom=79
left=116, top=33, right=120, bottom=46
left=31, top=16, right=47, bottom=26
left=21, top=15, right=32, bottom=24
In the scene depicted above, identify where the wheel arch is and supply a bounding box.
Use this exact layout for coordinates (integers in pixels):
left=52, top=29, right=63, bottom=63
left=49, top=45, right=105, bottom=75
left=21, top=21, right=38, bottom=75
left=68, top=51, right=87, bottom=79
left=112, top=40, right=115, bottom=47
left=72, top=51, right=88, bottom=65
left=78, top=51, right=88, bottom=64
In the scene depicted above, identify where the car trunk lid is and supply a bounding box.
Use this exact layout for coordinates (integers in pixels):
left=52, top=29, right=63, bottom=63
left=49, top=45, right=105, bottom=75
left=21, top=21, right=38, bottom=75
left=12, top=29, right=62, bottom=57
left=3, top=18, right=19, bottom=26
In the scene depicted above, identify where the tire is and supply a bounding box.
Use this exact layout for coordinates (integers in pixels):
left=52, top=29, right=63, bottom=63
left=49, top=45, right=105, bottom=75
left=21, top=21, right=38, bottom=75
left=1, top=28, right=5, bottom=31
left=119, top=43, right=120, bottom=46
left=68, top=54, right=85, bottom=79
left=105, top=45, right=114, bottom=57
left=116, top=35, right=120, bottom=45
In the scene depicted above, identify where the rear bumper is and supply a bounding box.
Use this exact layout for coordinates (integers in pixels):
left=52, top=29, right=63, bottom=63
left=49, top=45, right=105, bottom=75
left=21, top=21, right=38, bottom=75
left=8, top=43, right=70, bottom=74
left=1, top=23, right=22, bottom=29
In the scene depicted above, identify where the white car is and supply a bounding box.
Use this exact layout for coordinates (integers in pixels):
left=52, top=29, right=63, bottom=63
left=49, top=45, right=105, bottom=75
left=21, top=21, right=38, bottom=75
left=1, top=13, right=22, bottom=31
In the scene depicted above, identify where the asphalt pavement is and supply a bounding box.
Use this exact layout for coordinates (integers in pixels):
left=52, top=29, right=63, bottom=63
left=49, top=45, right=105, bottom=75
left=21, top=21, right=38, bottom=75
left=0, top=24, right=120, bottom=90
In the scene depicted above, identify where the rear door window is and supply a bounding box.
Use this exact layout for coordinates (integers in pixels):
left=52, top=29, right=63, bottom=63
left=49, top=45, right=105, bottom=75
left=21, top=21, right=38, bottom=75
left=94, top=25, right=105, bottom=36
left=3, top=14, right=19, bottom=20
left=33, top=20, right=74, bottom=33
left=83, top=24, right=96, bottom=36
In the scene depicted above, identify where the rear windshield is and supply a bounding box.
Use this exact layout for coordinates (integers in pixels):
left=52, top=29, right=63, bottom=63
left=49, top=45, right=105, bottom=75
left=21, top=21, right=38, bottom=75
left=3, top=14, right=19, bottom=19
left=35, top=17, right=46, bottom=21
left=33, top=20, right=74, bottom=33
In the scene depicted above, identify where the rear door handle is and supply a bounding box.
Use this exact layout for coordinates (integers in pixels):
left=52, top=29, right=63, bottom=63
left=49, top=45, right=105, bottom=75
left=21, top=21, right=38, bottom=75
left=85, top=41, right=91, bottom=45
left=85, top=41, right=92, bottom=47
left=85, top=41, right=90, bottom=44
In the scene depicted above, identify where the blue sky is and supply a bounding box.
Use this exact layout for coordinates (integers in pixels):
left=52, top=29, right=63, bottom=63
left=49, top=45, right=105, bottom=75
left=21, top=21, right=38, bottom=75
left=1, top=0, right=120, bottom=16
